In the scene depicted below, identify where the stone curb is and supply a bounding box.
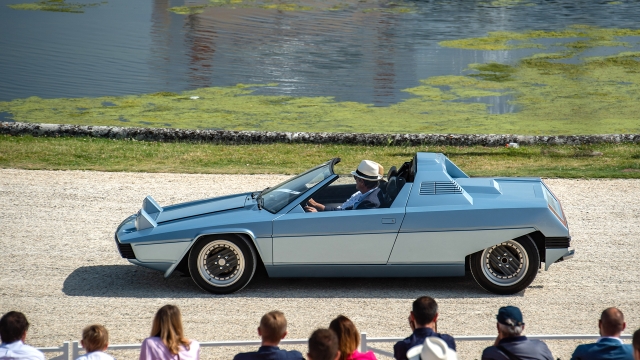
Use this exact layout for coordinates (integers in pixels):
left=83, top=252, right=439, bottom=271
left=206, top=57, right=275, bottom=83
left=1, top=122, right=639, bottom=146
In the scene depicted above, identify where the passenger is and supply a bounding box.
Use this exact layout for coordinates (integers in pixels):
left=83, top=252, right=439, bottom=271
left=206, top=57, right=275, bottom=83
left=394, top=296, right=455, bottom=360
left=481, top=306, right=553, bottom=360
left=571, top=307, right=633, bottom=360
left=76, top=324, right=114, bottom=360
left=233, top=311, right=304, bottom=360
left=0, top=311, right=45, bottom=360
left=139, top=305, right=200, bottom=360
left=305, top=160, right=382, bottom=212
left=308, top=329, right=340, bottom=360
left=328, top=315, right=376, bottom=360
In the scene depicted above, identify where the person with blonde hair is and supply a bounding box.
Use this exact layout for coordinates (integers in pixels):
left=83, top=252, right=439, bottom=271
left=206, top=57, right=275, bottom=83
left=76, top=324, right=114, bottom=360
left=328, top=316, right=376, bottom=360
left=234, top=311, right=303, bottom=360
left=139, top=305, right=200, bottom=360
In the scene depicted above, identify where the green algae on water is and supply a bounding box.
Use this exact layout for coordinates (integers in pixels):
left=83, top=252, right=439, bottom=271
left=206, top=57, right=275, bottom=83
left=168, top=5, right=207, bottom=14
left=3, top=26, right=640, bottom=135
left=8, top=0, right=105, bottom=13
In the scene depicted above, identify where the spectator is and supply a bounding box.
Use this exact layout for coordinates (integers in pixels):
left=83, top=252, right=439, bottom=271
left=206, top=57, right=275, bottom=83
left=571, top=307, right=633, bottom=360
left=233, top=311, right=304, bottom=360
left=328, top=315, right=376, bottom=360
left=393, top=296, right=456, bottom=360
left=76, top=325, right=114, bottom=360
left=139, top=305, right=200, bottom=360
left=308, top=329, right=340, bottom=360
left=406, top=337, right=457, bottom=360
left=632, top=328, right=640, bottom=360
left=0, top=311, right=44, bottom=360
left=482, top=306, right=553, bottom=360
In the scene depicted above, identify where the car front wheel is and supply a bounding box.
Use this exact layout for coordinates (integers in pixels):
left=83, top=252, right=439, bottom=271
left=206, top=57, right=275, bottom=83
left=469, top=235, right=540, bottom=295
left=188, top=234, right=256, bottom=294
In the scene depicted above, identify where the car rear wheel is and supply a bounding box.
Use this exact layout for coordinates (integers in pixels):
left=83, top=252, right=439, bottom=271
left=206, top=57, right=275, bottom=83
left=188, top=234, right=256, bottom=294
left=469, top=235, right=540, bottom=295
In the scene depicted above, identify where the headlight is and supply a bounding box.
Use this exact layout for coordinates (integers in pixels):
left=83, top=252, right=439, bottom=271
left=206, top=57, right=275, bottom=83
left=542, top=184, right=567, bottom=227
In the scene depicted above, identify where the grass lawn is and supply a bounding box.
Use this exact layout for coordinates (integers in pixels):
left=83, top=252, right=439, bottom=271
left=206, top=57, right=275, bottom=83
left=1, top=135, right=639, bottom=178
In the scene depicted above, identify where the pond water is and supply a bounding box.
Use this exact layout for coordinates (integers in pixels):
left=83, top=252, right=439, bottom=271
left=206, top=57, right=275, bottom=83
left=1, top=0, right=640, bottom=111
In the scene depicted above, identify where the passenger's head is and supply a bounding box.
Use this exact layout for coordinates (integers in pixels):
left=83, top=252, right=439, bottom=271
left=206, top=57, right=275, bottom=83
left=412, top=296, right=439, bottom=327
left=308, top=329, right=340, bottom=360
left=151, top=305, right=191, bottom=355
left=259, top=311, right=288, bottom=345
left=632, top=328, right=640, bottom=360
left=81, top=324, right=109, bottom=353
left=328, top=315, right=359, bottom=360
left=0, top=311, right=30, bottom=344
left=599, top=307, right=626, bottom=337
left=496, top=306, right=525, bottom=338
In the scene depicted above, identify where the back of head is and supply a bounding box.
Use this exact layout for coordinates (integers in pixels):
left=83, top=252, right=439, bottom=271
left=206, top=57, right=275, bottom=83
left=496, top=306, right=524, bottom=338
left=308, top=329, right=339, bottom=360
left=329, top=315, right=359, bottom=360
left=260, top=311, right=287, bottom=344
left=600, top=307, right=625, bottom=337
left=82, top=324, right=109, bottom=353
left=412, top=296, right=438, bottom=326
left=632, top=328, right=640, bottom=354
left=151, top=305, right=190, bottom=355
left=0, top=311, right=29, bottom=344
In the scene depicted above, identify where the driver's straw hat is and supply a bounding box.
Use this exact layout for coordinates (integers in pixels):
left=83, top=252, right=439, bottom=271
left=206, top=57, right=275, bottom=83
left=406, top=337, right=458, bottom=360
left=351, top=160, right=383, bottom=181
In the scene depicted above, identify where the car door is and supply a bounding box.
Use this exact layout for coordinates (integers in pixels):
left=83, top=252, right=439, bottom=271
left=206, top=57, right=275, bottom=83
left=271, top=202, right=406, bottom=265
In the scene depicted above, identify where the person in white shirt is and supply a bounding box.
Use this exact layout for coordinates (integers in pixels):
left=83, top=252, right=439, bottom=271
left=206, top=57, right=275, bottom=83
left=0, top=311, right=45, bottom=360
left=305, top=160, right=383, bottom=212
left=75, top=324, right=115, bottom=360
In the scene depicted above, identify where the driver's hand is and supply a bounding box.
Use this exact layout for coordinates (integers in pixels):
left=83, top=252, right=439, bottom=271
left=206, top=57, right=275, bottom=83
left=304, top=206, right=318, bottom=212
left=308, top=198, right=320, bottom=207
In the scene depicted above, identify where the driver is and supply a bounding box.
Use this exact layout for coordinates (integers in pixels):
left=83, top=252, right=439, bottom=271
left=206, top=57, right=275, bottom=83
left=305, top=160, right=382, bottom=212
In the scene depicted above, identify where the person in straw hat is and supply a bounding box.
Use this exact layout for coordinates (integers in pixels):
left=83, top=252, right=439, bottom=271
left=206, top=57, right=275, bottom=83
left=406, top=337, right=457, bottom=360
left=305, top=160, right=383, bottom=212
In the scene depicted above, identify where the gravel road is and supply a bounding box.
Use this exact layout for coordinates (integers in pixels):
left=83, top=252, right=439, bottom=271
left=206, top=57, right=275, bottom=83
left=1, top=169, right=638, bottom=360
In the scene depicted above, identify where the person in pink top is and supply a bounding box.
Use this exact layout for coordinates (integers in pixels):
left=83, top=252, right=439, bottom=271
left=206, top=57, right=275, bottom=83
left=328, top=316, right=377, bottom=360
left=139, top=305, right=200, bottom=360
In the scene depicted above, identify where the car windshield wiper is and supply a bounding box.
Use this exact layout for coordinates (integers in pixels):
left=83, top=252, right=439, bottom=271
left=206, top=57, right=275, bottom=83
left=255, top=187, right=269, bottom=209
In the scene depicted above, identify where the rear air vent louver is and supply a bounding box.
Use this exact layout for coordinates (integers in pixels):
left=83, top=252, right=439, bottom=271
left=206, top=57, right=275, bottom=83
left=115, top=236, right=136, bottom=259
left=546, top=237, right=571, bottom=248
left=420, top=181, right=462, bottom=195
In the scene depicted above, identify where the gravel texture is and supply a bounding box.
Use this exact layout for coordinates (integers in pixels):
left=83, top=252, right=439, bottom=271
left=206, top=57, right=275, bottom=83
left=2, top=121, right=640, bottom=146
left=0, top=169, right=639, bottom=360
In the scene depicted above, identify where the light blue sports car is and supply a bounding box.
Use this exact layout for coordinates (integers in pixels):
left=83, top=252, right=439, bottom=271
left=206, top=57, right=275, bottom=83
left=114, top=153, right=573, bottom=295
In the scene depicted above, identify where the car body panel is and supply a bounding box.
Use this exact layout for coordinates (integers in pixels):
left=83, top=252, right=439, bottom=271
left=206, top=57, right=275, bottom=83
left=264, top=264, right=464, bottom=278
left=388, top=228, right=536, bottom=264
left=114, top=152, right=572, bottom=288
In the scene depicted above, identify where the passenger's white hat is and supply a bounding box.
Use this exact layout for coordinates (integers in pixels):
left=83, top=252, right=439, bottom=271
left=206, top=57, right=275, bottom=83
left=351, top=160, right=383, bottom=181
left=406, top=337, right=457, bottom=360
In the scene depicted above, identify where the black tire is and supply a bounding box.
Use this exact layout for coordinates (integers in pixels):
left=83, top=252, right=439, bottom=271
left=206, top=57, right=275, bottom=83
left=469, top=235, right=540, bottom=295
left=188, top=234, right=256, bottom=294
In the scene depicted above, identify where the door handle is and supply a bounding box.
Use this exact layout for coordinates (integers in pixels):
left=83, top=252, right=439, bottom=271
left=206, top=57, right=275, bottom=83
left=382, top=218, right=396, bottom=224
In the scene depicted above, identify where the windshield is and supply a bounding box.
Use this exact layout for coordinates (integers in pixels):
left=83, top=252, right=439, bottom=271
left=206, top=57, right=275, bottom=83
left=260, top=162, right=333, bottom=213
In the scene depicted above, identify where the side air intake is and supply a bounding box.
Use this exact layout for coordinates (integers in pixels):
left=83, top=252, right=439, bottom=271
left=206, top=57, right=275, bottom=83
left=420, top=181, right=463, bottom=195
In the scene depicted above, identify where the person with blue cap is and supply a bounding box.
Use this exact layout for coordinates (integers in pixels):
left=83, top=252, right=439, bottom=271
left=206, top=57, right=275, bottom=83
left=481, top=306, right=553, bottom=360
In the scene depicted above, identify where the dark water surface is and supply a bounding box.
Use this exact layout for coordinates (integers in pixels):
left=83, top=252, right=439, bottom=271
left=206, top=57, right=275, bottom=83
left=1, top=0, right=640, bottom=106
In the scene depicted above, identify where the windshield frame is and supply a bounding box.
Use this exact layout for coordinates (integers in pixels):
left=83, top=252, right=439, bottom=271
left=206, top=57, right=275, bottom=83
left=258, top=158, right=340, bottom=214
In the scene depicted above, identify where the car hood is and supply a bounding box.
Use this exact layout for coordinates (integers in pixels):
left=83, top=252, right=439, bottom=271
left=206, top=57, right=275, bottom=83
left=154, top=193, right=250, bottom=223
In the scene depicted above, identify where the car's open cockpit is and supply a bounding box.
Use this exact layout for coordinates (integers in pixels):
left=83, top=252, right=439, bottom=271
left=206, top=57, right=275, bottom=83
left=304, top=157, right=416, bottom=210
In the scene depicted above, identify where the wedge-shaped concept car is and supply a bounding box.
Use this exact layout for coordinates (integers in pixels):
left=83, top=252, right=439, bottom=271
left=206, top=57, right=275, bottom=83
left=115, top=153, right=574, bottom=295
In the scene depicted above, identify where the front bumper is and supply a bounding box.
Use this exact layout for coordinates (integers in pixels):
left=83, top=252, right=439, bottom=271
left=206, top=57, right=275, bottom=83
left=544, top=236, right=573, bottom=270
